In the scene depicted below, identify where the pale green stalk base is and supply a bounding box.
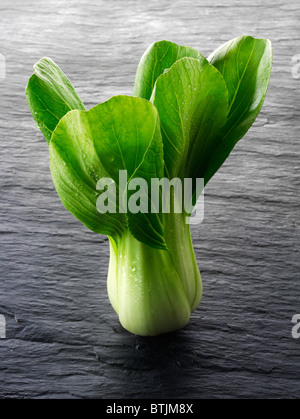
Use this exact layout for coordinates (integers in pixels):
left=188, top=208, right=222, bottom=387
left=107, top=213, right=202, bottom=336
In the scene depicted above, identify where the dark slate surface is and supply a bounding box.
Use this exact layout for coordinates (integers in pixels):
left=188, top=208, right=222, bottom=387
left=0, top=0, right=299, bottom=399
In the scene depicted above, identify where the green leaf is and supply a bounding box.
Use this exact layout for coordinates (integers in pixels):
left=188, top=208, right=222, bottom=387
left=49, top=108, right=125, bottom=238
left=25, top=57, right=85, bottom=144
left=151, top=57, right=228, bottom=188
left=91, top=96, right=166, bottom=250
left=49, top=96, right=166, bottom=249
left=133, top=40, right=208, bottom=101
left=206, top=35, right=272, bottom=183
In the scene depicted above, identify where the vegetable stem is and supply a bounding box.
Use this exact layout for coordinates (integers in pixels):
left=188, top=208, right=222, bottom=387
left=107, top=208, right=202, bottom=336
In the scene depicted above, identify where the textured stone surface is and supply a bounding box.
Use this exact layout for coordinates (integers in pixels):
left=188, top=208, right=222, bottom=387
left=0, top=0, right=299, bottom=399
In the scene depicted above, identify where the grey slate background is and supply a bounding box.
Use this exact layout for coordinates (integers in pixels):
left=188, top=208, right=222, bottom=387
left=0, top=0, right=299, bottom=399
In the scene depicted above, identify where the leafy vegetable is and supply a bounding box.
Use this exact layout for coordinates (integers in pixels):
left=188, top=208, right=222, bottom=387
left=25, top=58, right=85, bottom=144
left=26, top=35, right=272, bottom=336
left=49, top=96, right=166, bottom=249
left=133, top=40, right=208, bottom=100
